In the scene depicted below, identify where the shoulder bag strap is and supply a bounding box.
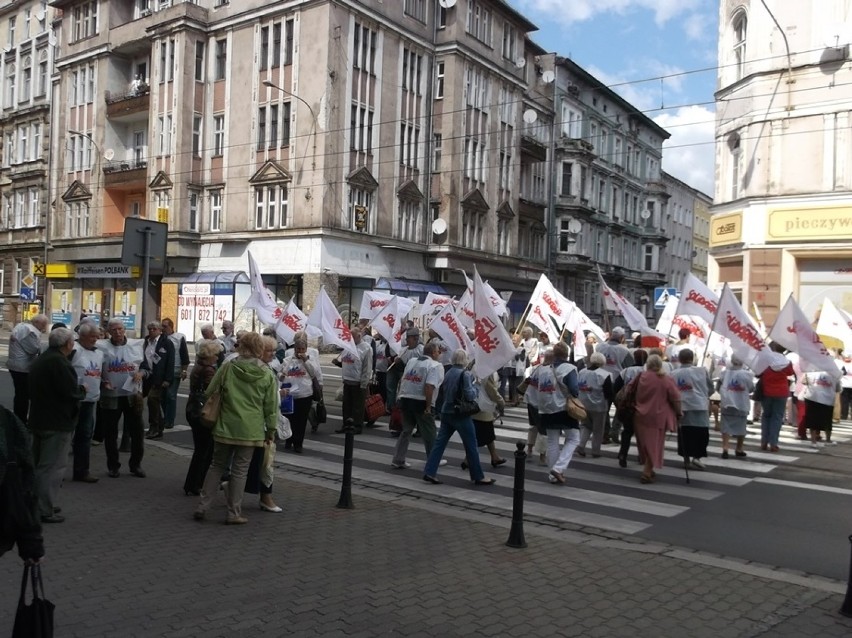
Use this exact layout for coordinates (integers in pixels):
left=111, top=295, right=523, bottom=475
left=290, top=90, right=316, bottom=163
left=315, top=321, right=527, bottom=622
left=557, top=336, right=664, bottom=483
left=18, top=563, right=31, bottom=607
left=455, top=370, right=466, bottom=402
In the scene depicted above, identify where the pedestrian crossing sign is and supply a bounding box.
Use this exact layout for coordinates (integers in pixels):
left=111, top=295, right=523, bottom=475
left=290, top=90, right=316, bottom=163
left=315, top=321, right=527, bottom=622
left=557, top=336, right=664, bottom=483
left=654, top=287, right=678, bottom=309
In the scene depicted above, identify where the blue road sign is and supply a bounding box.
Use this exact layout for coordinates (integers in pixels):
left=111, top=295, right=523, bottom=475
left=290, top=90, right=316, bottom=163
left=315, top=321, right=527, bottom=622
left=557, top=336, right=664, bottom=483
left=19, top=286, right=35, bottom=302
left=654, top=287, right=678, bottom=309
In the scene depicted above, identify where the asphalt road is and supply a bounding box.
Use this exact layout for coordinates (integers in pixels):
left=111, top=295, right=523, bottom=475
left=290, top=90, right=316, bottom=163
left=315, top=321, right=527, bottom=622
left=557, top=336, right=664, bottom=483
left=4, top=360, right=852, bottom=582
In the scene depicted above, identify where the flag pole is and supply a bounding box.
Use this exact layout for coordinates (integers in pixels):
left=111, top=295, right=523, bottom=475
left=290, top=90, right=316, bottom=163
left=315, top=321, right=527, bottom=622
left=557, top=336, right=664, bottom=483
left=701, top=283, right=727, bottom=371
left=514, top=302, right=533, bottom=336
left=595, top=264, right=613, bottom=334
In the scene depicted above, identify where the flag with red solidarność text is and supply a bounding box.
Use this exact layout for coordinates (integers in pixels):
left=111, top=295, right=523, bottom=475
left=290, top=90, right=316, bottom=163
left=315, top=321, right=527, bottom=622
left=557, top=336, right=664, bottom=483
left=713, top=284, right=772, bottom=374
left=769, top=295, right=841, bottom=379
left=676, top=273, right=719, bottom=326
left=428, top=305, right=472, bottom=354
left=471, top=268, right=517, bottom=380
left=307, top=286, right=358, bottom=356
left=371, top=296, right=406, bottom=355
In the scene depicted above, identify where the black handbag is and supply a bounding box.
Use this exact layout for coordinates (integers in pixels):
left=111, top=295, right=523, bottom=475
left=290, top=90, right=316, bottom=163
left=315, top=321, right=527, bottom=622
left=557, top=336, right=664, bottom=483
left=751, top=378, right=764, bottom=402
left=13, top=564, right=54, bottom=638
left=311, top=377, right=323, bottom=402
left=452, top=372, right=479, bottom=417
left=315, top=399, right=327, bottom=424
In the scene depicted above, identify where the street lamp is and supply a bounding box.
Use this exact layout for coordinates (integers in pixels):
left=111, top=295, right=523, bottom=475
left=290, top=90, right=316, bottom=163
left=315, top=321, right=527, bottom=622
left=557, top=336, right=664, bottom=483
left=262, top=79, right=317, bottom=173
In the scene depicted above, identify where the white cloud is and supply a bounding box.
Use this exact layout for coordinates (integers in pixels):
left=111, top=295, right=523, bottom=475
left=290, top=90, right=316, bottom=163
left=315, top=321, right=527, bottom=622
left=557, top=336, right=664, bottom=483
left=683, top=12, right=714, bottom=41
left=518, top=0, right=700, bottom=26
left=585, top=60, right=686, bottom=113
left=654, top=105, right=716, bottom=196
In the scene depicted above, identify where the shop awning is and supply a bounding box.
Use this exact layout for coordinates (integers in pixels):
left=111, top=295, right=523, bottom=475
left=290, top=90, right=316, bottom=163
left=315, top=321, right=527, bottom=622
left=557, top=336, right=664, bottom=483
left=374, top=277, right=447, bottom=295
left=181, top=271, right=250, bottom=284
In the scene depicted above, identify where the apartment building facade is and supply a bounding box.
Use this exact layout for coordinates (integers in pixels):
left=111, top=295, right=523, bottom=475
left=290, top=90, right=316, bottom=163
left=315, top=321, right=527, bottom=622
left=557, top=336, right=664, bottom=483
left=0, top=0, right=55, bottom=325
left=43, top=0, right=555, bottom=336
left=661, top=172, right=696, bottom=291
left=710, top=0, right=852, bottom=323
left=550, top=57, right=671, bottom=324
left=692, top=192, right=711, bottom=283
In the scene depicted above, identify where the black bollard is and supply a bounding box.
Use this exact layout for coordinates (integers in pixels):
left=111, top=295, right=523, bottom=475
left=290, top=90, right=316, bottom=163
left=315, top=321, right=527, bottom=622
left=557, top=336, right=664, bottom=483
left=336, top=418, right=355, bottom=509
left=505, top=441, right=527, bottom=548
left=841, top=535, right=852, bottom=617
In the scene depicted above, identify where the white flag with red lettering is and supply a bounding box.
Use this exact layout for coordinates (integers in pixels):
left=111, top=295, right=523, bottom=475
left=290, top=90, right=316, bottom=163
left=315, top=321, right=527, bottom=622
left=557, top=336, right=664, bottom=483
left=471, top=268, right=517, bottom=380
left=307, top=287, right=358, bottom=356
left=770, top=295, right=841, bottom=378
left=456, top=288, right=477, bottom=330
left=371, top=297, right=406, bottom=355
left=596, top=269, right=652, bottom=332
left=418, top=292, right=454, bottom=319
left=676, top=273, right=719, bottom=326
left=816, top=297, right=852, bottom=354
left=428, top=305, right=472, bottom=353
left=714, top=284, right=771, bottom=374
left=526, top=274, right=571, bottom=339
left=482, top=280, right=508, bottom=317
left=358, top=291, right=416, bottom=323
left=278, top=298, right=322, bottom=343
left=244, top=251, right=284, bottom=326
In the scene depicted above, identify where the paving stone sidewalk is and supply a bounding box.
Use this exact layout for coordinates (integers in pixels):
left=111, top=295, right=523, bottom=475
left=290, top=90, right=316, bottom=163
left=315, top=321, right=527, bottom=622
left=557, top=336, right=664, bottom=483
left=1, top=445, right=851, bottom=637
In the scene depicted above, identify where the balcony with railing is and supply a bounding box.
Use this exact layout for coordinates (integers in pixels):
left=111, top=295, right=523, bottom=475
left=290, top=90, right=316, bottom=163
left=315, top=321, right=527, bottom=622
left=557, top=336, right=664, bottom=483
left=105, top=84, right=150, bottom=118
left=103, top=158, right=147, bottom=187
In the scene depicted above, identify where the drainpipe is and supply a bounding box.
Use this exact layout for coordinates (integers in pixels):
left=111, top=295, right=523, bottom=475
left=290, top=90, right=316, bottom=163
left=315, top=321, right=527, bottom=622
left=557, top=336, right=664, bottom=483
left=546, top=60, right=558, bottom=283
left=421, top=16, right=439, bottom=276
left=759, top=0, right=794, bottom=111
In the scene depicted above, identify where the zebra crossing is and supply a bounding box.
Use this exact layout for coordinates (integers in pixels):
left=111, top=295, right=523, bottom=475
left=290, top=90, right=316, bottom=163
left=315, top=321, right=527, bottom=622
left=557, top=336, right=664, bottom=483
left=246, top=403, right=852, bottom=537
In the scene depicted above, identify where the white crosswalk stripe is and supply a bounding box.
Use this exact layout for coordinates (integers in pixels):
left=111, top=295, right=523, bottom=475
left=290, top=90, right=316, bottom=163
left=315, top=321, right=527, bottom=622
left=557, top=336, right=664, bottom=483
left=252, top=403, right=847, bottom=537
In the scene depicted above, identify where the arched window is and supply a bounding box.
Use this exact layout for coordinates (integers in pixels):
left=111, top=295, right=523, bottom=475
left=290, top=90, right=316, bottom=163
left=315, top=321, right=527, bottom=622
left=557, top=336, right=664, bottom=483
left=732, top=10, right=747, bottom=81
left=728, top=134, right=742, bottom=200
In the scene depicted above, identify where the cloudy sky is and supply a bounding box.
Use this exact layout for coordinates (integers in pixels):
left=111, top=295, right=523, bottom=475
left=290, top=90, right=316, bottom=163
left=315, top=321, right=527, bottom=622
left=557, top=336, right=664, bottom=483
left=511, top=0, right=719, bottom=196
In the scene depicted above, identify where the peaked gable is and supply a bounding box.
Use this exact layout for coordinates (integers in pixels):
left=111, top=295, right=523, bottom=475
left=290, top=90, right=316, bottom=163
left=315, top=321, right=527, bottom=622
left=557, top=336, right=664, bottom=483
left=397, top=179, right=423, bottom=201
left=497, top=201, right=514, bottom=219
left=149, top=170, right=173, bottom=190
left=347, top=166, right=379, bottom=191
left=61, top=180, right=92, bottom=202
left=461, top=188, right=489, bottom=212
left=249, top=159, right=292, bottom=184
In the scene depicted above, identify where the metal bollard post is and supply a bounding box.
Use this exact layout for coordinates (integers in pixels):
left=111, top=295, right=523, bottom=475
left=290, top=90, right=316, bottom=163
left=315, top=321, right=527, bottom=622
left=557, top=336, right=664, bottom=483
left=336, top=418, right=355, bottom=509
left=841, top=535, right=852, bottom=617
left=505, top=441, right=527, bottom=548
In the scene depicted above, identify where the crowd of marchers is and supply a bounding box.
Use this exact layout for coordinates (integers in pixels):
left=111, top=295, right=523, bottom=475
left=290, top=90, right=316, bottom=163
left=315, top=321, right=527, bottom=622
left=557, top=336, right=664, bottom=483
left=1, top=312, right=851, bottom=556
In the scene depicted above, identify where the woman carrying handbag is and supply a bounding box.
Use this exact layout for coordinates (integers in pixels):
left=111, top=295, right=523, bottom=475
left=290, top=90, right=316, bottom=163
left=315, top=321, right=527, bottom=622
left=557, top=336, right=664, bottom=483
left=421, top=349, right=496, bottom=486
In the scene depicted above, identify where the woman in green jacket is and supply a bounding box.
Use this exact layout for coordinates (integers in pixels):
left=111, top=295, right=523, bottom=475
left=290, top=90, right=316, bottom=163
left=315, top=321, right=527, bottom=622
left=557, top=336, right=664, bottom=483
left=194, top=332, right=277, bottom=525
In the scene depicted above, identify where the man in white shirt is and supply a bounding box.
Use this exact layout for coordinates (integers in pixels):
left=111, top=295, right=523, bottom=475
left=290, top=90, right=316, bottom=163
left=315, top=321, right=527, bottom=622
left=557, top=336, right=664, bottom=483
left=335, top=327, right=372, bottom=435
left=391, top=343, right=444, bottom=469
left=97, top=319, right=147, bottom=478
left=7, top=314, right=49, bottom=423
left=70, top=322, right=104, bottom=483
left=220, top=320, right=237, bottom=354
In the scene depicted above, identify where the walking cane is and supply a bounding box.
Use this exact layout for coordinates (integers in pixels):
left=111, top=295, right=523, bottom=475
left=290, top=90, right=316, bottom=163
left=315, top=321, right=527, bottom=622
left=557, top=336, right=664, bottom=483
left=678, top=423, right=691, bottom=484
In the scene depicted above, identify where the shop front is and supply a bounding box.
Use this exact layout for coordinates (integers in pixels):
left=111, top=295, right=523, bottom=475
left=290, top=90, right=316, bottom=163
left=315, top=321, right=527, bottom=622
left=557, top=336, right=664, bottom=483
left=45, top=262, right=141, bottom=334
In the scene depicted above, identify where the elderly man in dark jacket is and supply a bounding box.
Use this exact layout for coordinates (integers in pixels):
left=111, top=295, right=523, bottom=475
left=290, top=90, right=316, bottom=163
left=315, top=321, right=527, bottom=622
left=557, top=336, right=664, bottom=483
left=141, top=321, right=175, bottom=440
left=0, top=405, right=44, bottom=561
left=28, top=327, right=85, bottom=523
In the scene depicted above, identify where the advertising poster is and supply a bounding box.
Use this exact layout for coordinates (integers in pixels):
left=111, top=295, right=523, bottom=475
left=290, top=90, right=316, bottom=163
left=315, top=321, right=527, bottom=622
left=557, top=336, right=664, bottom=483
left=113, top=286, right=138, bottom=331
left=82, top=288, right=102, bottom=319
left=50, top=287, right=74, bottom=327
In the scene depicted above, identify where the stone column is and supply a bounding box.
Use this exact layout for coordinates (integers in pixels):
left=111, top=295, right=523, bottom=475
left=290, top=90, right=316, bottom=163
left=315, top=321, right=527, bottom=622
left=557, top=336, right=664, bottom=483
left=302, top=271, right=339, bottom=313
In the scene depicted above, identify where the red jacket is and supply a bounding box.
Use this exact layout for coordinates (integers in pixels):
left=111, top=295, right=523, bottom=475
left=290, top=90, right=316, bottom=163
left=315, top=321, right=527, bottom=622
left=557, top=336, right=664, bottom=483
left=759, top=364, right=793, bottom=398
